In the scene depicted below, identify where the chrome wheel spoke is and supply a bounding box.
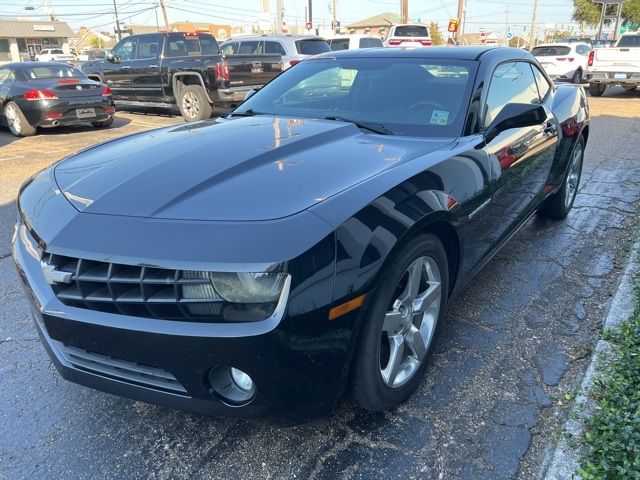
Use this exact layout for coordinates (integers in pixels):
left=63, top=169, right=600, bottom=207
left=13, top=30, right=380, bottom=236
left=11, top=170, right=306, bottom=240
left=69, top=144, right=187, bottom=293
left=399, top=258, right=423, bottom=302
left=412, top=282, right=441, bottom=314
left=405, top=325, right=427, bottom=360
left=383, top=310, right=404, bottom=333
left=381, top=334, right=404, bottom=385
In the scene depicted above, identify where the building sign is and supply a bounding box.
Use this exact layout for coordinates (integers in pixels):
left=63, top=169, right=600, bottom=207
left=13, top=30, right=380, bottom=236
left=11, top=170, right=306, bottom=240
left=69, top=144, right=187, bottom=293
left=447, top=18, right=460, bottom=33
left=32, top=24, right=56, bottom=31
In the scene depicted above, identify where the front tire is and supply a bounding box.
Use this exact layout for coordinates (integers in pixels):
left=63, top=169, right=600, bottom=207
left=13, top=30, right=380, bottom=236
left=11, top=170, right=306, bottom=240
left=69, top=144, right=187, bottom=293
left=352, top=234, right=449, bottom=412
left=538, top=136, right=585, bottom=219
left=177, top=85, right=212, bottom=122
left=589, top=83, right=606, bottom=97
left=91, top=117, right=114, bottom=128
left=4, top=102, right=36, bottom=137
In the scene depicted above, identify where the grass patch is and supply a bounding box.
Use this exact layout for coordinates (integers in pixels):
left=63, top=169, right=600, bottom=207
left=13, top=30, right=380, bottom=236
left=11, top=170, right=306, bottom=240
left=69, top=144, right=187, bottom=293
left=576, top=288, right=640, bottom=479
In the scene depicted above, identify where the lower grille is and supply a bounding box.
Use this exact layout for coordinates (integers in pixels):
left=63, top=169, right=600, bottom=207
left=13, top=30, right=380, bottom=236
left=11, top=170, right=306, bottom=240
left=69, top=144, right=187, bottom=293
left=52, top=340, right=188, bottom=395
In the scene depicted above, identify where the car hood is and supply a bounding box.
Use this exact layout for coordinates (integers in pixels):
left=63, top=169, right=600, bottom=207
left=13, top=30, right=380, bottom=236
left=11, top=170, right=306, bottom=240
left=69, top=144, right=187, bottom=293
left=53, top=116, right=455, bottom=221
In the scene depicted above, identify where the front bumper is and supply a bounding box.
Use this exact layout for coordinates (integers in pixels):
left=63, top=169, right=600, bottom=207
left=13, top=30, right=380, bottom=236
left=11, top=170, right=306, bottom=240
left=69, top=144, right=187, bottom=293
left=12, top=209, right=356, bottom=424
left=18, top=97, right=115, bottom=127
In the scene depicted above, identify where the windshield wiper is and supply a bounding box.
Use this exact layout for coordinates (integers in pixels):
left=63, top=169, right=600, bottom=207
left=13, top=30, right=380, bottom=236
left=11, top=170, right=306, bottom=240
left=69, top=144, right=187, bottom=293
left=228, top=109, right=264, bottom=117
left=324, top=116, right=392, bottom=135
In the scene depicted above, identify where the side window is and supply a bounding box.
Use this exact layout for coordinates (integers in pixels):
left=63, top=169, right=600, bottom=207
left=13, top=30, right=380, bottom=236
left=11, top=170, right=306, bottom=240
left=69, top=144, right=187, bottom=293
left=484, top=61, right=540, bottom=126
left=0, top=68, right=14, bottom=86
left=264, top=41, right=286, bottom=55
left=164, top=33, right=201, bottom=57
left=330, top=39, right=350, bottom=51
left=238, top=41, right=262, bottom=54
left=136, top=34, right=161, bottom=60
left=221, top=41, right=238, bottom=55
left=199, top=36, right=219, bottom=55
left=112, top=38, right=136, bottom=61
left=531, top=64, right=551, bottom=101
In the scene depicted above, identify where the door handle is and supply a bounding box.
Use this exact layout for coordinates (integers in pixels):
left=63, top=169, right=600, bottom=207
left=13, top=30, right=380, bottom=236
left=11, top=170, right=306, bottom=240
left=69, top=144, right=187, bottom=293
left=121, top=65, right=131, bottom=70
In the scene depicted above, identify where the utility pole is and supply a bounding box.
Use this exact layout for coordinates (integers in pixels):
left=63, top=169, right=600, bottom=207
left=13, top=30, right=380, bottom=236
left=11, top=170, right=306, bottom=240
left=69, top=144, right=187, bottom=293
left=331, top=0, right=337, bottom=32
left=276, top=0, right=282, bottom=33
left=113, top=0, right=121, bottom=40
left=159, top=0, right=170, bottom=32
left=596, top=2, right=606, bottom=41
left=528, top=0, right=538, bottom=48
left=505, top=6, right=509, bottom=47
left=401, top=0, right=408, bottom=24
left=308, top=0, right=312, bottom=26
left=454, top=0, right=464, bottom=42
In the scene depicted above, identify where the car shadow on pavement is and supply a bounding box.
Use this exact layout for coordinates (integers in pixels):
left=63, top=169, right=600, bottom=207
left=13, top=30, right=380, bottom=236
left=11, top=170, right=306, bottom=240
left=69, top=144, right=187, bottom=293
left=116, top=103, right=180, bottom=118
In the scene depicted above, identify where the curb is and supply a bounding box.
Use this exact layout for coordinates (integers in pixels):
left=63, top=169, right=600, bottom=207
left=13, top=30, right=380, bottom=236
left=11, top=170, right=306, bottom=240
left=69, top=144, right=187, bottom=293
left=542, top=240, right=639, bottom=480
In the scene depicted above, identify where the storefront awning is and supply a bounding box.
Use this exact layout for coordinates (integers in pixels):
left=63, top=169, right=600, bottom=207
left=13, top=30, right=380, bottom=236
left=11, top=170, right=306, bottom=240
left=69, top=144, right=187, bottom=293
left=0, top=19, right=75, bottom=38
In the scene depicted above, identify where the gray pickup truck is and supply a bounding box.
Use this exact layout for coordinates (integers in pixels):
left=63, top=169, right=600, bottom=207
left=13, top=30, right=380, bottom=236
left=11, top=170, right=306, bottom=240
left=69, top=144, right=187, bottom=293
left=81, top=32, right=283, bottom=121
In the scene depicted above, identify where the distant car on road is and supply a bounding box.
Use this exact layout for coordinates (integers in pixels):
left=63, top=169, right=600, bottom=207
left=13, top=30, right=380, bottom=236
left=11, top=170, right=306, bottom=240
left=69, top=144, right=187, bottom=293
left=328, top=35, right=383, bottom=51
left=384, top=24, right=433, bottom=48
left=35, top=48, right=75, bottom=63
left=81, top=32, right=283, bottom=121
left=531, top=42, right=592, bottom=83
left=587, top=32, right=640, bottom=96
left=0, top=62, right=115, bottom=137
left=220, top=35, right=331, bottom=69
left=14, top=47, right=590, bottom=423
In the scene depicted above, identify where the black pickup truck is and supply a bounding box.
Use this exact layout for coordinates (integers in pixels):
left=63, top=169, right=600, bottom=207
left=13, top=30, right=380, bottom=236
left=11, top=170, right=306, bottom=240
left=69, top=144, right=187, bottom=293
left=81, top=32, right=283, bottom=122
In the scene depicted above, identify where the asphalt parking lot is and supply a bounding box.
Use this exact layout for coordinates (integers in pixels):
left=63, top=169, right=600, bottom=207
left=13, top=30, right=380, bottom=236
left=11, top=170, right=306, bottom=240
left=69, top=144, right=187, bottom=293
left=1, top=89, right=640, bottom=480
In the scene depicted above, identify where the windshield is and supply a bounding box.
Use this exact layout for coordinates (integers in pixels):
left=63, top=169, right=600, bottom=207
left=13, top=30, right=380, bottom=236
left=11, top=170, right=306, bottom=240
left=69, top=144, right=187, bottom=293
left=23, top=66, right=84, bottom=79
left=531, top=46, right=571, bottom=56
left=296, top=39, right=331, bottom=55
left=393, top=26, right=430, bottom=37
left=235, top=57, right=476, bottom=137
left=617, top=35, right=640, bottom=48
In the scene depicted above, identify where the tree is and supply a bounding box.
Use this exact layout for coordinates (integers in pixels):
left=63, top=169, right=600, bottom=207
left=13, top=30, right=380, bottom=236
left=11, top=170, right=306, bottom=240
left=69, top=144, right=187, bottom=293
left=509, top=36, right=526, bottom=47
left=573, top=0, right=640, bottom=28
left=429, top=22, right=444, bottom=45
left=90, top=36, right=105, bottom=49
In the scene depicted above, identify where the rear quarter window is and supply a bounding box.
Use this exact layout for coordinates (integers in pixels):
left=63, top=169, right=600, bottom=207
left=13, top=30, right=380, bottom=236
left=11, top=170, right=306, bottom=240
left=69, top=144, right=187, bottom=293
left=296, top=39, right=331, bottom=55
left=359, top=37, right=383, bottom=48
left=330, top=38, right=350, bottom=51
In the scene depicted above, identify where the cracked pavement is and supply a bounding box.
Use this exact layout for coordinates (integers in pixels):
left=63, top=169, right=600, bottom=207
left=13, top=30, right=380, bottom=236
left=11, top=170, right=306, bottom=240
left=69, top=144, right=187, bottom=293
left=1, top=90, right=639, bottom=479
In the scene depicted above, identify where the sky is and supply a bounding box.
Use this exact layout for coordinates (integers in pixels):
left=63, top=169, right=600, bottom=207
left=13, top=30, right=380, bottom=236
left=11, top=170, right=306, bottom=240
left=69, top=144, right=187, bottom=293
left=0, top=0, right=583, bottom=38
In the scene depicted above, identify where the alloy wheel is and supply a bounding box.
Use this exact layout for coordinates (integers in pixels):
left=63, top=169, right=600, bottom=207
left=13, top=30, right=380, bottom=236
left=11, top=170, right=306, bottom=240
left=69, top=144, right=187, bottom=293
left=564, top=141, right=583, bottom=208
left=5, top=104, right=21, bottom=135
left=182, top=91, right=200, bottom=120
left=379, top=256, right=442, bottom=389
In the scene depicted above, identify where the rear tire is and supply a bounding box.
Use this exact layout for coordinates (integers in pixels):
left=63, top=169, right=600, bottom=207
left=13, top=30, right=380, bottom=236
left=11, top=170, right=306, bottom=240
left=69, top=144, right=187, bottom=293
left=589, top=83, right=606, bottom=97
left=538, top=136, right=585, bottom=219
left=91, top=117, right=114, bottom=128
left=177, top=85, right=212, bottom=122
left=352, top=234, right=449, bottom=412
left=571, top=68, right=583, bottom=84
left=4, top=102, right=36, bottom=137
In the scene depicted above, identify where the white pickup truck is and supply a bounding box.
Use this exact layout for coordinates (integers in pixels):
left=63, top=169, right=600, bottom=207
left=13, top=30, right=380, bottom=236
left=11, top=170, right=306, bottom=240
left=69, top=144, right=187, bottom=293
left=34, top=48, right=75, bottom=63
left=587, top=32, right=640, bottom=96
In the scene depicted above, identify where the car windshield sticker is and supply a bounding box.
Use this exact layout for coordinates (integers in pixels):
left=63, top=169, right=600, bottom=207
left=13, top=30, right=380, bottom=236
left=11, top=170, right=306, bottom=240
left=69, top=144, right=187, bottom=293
left=430, top=110, right=449, bottom=126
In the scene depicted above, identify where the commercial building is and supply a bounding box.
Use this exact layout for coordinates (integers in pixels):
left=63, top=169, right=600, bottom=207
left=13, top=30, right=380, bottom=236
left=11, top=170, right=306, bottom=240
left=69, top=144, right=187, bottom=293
left=0, top=19, right=75, bottom=63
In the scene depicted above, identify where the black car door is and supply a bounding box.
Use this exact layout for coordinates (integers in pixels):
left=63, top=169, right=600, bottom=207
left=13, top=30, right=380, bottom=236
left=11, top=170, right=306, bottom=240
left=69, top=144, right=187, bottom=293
left=483, top=61, right=559, bottom=245
left=102, top=36, right=136, bottom=99
left=130, top=34, right=163, bottom=100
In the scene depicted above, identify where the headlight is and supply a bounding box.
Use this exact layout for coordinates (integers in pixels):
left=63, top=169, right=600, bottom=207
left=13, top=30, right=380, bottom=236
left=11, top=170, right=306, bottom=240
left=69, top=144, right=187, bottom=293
left=211, top=272, right=288, bottom=303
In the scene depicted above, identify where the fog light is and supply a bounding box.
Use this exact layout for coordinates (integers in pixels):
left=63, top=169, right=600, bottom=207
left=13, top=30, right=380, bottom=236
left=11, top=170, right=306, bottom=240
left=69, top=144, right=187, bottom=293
left=208, top=366, right=256, bottom=406
left=230, top=367, right=253, bottom=391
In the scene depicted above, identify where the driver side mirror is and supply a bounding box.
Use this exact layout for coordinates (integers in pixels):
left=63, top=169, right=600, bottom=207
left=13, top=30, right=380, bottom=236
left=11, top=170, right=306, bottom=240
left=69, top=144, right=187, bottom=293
left=106, top=52, right=118, bottom=63
left=484, top=103, right=546, bottom=143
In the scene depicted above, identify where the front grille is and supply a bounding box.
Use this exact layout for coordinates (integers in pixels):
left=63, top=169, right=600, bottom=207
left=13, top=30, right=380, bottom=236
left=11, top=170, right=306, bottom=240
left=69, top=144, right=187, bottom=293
left=44, top=253, right=273, bottom=322
left=51, top=340, right=188, bottom=395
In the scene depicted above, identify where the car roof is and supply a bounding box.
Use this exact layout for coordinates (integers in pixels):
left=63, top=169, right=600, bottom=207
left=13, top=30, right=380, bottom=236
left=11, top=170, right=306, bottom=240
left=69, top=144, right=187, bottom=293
left=312, top=46, right=528, bottom=62
left=534, top=42, right=588, bottom=48
left=223, top=35, right=326, bottom=42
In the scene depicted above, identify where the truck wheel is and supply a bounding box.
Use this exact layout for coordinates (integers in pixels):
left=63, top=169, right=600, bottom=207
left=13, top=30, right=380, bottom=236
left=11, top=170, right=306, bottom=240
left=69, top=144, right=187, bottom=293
left=4, top=102, right=36, bottom=137
left=178, top=85, right=212, bottom=122
left=589, top=83, right=606, bottom=97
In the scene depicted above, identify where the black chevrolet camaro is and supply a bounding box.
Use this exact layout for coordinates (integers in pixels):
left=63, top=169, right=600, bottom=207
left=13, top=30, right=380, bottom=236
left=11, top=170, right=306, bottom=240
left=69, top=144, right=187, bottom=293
left=0, top=62, right=115, bottom=137
left=14, top=47, right=589, bottom=423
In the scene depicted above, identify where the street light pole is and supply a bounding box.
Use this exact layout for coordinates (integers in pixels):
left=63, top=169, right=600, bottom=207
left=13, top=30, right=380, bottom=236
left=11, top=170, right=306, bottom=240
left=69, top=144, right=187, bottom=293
left=454, top=0, right=464, bottom=42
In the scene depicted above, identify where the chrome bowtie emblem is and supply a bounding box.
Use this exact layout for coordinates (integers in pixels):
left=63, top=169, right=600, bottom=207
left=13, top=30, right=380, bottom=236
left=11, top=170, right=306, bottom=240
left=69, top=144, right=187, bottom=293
left=40, top=261, right=73, bottom=285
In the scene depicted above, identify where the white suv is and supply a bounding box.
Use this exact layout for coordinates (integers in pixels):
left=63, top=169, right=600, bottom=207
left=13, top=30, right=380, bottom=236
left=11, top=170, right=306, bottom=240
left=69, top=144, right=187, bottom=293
left=383, top=24, right=432, bottom=48
left=35, top=48, right=75, bottom=63
left=531, top=43, right=592, bottom=84
left=221, top=35, right=331, bottom=70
